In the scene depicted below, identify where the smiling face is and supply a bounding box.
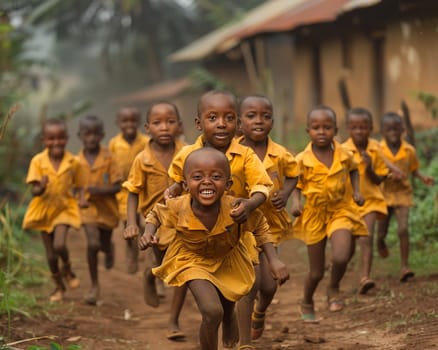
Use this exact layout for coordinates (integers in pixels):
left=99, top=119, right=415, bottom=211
left=145, top=103, right=180, bottom=146
left=43, top=121, right=68, bottom=160
left=239, top=96, right=273, bottom=143
left=381, top=115, right=404, bottom=147
left=117, top=107, right=140, bottom=141
left=306, top=108, right=337, bottom=149
left=183, top=148, right=231, bottom=208
left=196, top=92, right=237, bottom=152
left=347, top=113, right=372, bottom=148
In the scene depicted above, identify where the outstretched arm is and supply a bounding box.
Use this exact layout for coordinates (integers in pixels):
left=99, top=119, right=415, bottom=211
left=261, top=242, right=289, bottom=285
left=230, top=192, right=266, bottom=223
left=349, top=169, right=364, bottom=206
left=124, top=192, right=140, bottom=240
left=30, top=176, right=49, bottom=196
left=413, top=170, right=434, bottom=185
left=138, top=223, right=159, bottom=250
left=271, top=176, right=298, bottom=210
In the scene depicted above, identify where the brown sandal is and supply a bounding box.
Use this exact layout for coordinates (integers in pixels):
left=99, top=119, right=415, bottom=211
left=358, top=277, right=376, bottom=295
left=400, top=268, right=415, bottom=282
left=251, top=307, right=265, bottom=340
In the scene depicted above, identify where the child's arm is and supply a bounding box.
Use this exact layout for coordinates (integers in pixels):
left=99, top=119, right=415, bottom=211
left=30, top=175, right=49, bottom=196
left=164, top=182, right=183, bottom=200
left=77, top=187, right=89, bottom=208
left=230, top=192, right=266, bottom=223
left=138, top=223, right=159, bottom=250
left=124, top=192, right=140, bottom=240
left=349, top=169, right=365, bottom=206
left=88, top=181, right=121, bottom=196
left=290, top=188, right=303, bottom=217
left=413, top=170, right=434, bottom=185
left=261, top=242, right=289, bottom=285
left=383, top=158, right=406, bottom=181
left=271, top=176, right=298, bottom=211
left=361, top=151, right=385, bottom=185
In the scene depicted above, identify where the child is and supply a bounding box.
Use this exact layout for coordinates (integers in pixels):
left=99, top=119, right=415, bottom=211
left=291, top=105, right=367, bottom=321
left=342, top=107, right=389, bottom=294
left=237, top=95, right=299, bottom=341
left=77, top=115, right=122, bottom=305
left=22, top=118, right=86, bottom=302
left=164, top=90, right=274, bottom=347
left=108, top=107, right=148, bottom=274
left=139, top=147, right=289, bottom=350
left=377, top=112, right=434, bottom=281
left=122, top=101, right=185, bottom=338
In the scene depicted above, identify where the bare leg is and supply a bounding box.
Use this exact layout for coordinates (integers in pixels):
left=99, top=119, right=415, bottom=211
left=237, top=265, right=258, bottom=346
left=377, top=207, right=393, bottom=258
left=188, top=280, right=226, bottom=350
left=328, top=229, right=354, bottom=311
left=220, top=293, right=239, bottom=348
left=394, top=206, right=414, bottom=281
left=167, top=285, right=187, bottom=339
left=303, top=238, right=326, bottom=305
left=100, top=227, right=114, bottom=269
left=52, top=224, right=70, bottom=265
left=358, top=212, right=377, bottom=294
left=83, top=224, right=101, bottom=304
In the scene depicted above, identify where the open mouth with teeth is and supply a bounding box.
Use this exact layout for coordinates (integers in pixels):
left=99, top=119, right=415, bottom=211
left=200, top=189, right=215, bottom=198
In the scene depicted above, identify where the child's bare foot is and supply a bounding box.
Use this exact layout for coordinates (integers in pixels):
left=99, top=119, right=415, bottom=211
left=62, top=263, right=80, bottom=289
left=84, top=286, right=100, bottom=305
left=222, top=311, right=239, bottom=348
left=166, top=323, right=185, bottom=340
left=143, top=267, right=159, bottom=307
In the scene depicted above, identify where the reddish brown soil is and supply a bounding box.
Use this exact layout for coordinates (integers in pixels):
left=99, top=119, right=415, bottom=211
left=3, top=228, right=438, bottom=350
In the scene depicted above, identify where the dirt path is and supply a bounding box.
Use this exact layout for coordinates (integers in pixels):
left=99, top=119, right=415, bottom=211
left=5, top=227, right=438, bottom=349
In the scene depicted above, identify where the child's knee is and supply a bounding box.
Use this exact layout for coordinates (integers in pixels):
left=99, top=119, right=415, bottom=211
left=87, top=240, right=101, bottom=253
left=397, top=226, right=408, bottom=238
left=309, top=270, right=324, bottom=283
left=331, top=253, right=349, bottom=266
left=53, top=242, right=67, bottom=255
left=201, top=303, right=223, bottom=326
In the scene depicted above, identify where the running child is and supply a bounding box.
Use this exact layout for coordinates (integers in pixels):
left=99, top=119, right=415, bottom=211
left=139, top=147, right=289, bottom=350
left=163, top=90, right=273, bottom=347
left=238, top=95, right=299, bottom=341
left=291, top=105, right=367, bottom=322
left=22, top=118, right=86, bottom=302
left=377, top=112, right=433, bottom=281
left=77, top=115, right=122, bottom=305
left=342, top=107, right=389, bottom=294
left=122, top=101, right=185, bottom=337
left=109, top=107, right=148, bottom=274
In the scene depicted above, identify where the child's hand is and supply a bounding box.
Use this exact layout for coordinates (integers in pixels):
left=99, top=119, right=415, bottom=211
left=353, top=192, right=365, bottom=206
left=269, top=258, right=289, bottom=285
left=230, top=198, right=250, bottom=223
left=40, top=175, right=49, bottom=189
left=421, top=175, right=434, bottom=186
left=138, top=232, right=159, bottom=250
left=271, top=190, right=288, bottom=211
left=87, top=185, right=101, bottom=196
left=78, top=198, right=89, bottom=209
left=164, top=183, right=182, bottom=201
left=124, top=224, right=139, bottom=240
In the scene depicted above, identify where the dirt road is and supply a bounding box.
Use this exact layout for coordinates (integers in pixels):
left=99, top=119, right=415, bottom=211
left=4, top=227, right=438, bottom=349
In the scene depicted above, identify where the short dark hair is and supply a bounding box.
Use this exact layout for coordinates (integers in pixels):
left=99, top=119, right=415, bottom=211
left=146, top=101, right=180, bottom=122
left=197, top=90, right=237, bottom=116
left=381, top=112, right=403, bottom=128
left=183, top=148, right=230, bottom=179
left=238, top=95, right=273, bottom=116
left=307, top=105, right=337, bottom=125
left=79, top=115, right=104, bottom=132
left=346, top=107, right=373, bottom=125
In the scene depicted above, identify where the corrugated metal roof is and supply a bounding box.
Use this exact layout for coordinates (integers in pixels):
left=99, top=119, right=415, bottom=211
left=169, top=0, right=381, bottom=62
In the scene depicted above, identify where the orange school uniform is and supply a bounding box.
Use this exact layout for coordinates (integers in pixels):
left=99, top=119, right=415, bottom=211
left=22, top=149, right=86, bottom=233
left=77, top=147, right=122, bottom=229
left=342, top=138, right=388, bottom=217
left=238, top=136, right=299, bottom=245
left=379, top=140, right=419, bottom=207
left=150, top=194, right=273, bottom=302
left=293, top=141, right=368, bottom=245
left=122, top=139, right=185, bottom=217
left=108, top=132, right=149, bottom=221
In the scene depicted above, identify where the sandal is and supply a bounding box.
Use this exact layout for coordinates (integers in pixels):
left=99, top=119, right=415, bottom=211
left=299, top=301, right=320, bottom=324
left=358, top=277, right=376, bottom=295
left=377, top=239, right=389, bottom=258
left=400, top=268, right=415, bottom=282
left=166, top=330, right=186, bottom=340
left=251, top=307, right=265, bottom=340
left=327, top=288, right=344, bottom=312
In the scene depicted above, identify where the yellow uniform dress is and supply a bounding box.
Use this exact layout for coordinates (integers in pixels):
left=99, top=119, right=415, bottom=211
left=238, top=136, right=299, bottom=245
left=150, top=194, right=273, bottom=302
left=293, top=141, right=368, bottom=245
left=77, top=147, right=122, bottom=229
left=380, top=140, right=419, bottom=207
left=122, top=139, right=185, bottom=217
left=169, top=135, right=273, bottom=262
left=22, top=149, right=86, bottom=233
left=109, top=132, right=148, bottom=221
left=342, top=138, right=388, bottom=217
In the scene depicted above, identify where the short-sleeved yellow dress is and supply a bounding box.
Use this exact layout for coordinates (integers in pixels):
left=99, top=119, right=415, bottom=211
left=149, top=194, right=273, bottom=302
left=22, top=149, right=86, bottom=233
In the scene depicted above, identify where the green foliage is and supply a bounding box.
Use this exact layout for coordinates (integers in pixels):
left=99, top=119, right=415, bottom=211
left=27, top=343, right=81, bottom=350
left=416, top=91, right=438, bottom=119
left=189, top=67, right=229, bottom=91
